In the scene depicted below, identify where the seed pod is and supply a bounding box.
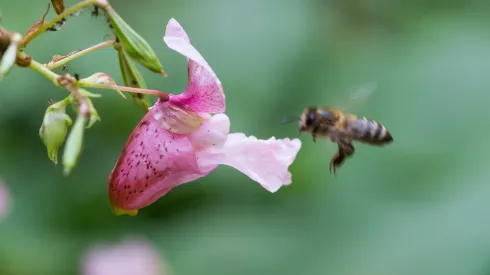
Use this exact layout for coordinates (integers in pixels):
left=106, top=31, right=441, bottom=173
left=106, top=7, right=165, bottom=75
left=117, top=47, right=150, bottom=111
left=50, top=0, right=65, bottom=15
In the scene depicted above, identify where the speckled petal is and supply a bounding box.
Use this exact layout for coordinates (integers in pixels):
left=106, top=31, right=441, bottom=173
left=188, top=114, right=230, bottom=151
left=108, top=102, right=204, bottom=214
left=164, top=18, right=225, bottom=114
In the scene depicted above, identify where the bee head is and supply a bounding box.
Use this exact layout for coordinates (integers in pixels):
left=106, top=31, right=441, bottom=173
left=299, top=107, right=317, bottom=133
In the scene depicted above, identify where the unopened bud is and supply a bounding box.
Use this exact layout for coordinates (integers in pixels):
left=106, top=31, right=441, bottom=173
left=62, top=115, right=86, bottom=175
left=79, top=72, right=125, bottom=98
left=117, top=48, right=150, bottom=111
left=0, top=33, right=21, bottom=81
left=78, top=89, right=101, bottom=128
left=106, top=7, right=165, bottom=75
left=39, top=97, right=73, bottom=165
left=69, top=89, right=102, bottom=129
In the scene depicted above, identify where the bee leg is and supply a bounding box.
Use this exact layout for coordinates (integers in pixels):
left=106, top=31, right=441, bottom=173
left=312, top=126, right=319, bottom=143
left=329, top=142, right=355, bottom=175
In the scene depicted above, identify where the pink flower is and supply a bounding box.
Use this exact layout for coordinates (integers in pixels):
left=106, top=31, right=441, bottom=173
left=108, top=18, right=301, bottom=216
left=0, top=178, right=10, bottom=221
left=81, top=237, right=168, bottom=275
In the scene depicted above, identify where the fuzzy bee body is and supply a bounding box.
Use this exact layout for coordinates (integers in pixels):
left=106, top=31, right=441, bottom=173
left=343, top=114, right=393, bottom=145
left=298, top=106, right=393, bottom=174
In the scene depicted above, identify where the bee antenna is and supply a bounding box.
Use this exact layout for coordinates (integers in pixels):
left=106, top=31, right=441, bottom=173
left=278, top=115, right=301, bottom=125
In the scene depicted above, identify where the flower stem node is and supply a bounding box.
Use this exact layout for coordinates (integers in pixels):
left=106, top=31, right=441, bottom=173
left=39, top=97, right=73, bottom=165
left=106, top=7, right=165, bottom=75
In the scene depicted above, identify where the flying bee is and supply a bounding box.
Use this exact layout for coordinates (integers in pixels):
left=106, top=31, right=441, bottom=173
left=281, top=82, right=393, bottom=175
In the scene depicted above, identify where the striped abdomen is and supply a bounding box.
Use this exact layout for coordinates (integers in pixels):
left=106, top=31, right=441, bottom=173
left=347, top=116, right=393, bottom=145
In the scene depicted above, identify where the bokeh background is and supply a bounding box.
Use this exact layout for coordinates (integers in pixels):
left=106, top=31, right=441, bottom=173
left=2, top=0, right=490, bottom=274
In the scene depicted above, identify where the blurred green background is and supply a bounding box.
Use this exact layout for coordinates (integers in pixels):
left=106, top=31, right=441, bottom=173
left=2, top=0, right=490, bottom=274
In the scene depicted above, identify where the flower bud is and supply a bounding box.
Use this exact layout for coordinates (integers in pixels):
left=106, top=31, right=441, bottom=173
left=78, top=72, right=125, bottom=98
left=86, top=100, right=100, bottom=129
left=117, top=48, right=150, bottom=111
left=39, top=98, right=73, bottom=165
left=70, top=89, right=101, bottom=129
left=0, top=33, right=21, bottom=81
left=62, top=115, right=86, bottom=175
left=106, top=7, right=165, bottom=75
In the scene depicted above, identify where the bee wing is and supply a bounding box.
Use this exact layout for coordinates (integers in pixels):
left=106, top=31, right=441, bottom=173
left=338, top=81, right=378, bottom=112
left=278, top=115, right=301, bottom=125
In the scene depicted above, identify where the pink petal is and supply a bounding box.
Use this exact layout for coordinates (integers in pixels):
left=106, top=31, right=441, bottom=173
left=188, top=114, right=230, bottom=151
left=82, top=237, right=167, bottom=275
left=108, top=102, right=205, bottom=214
left=196, top=133, right=302, bottom=193
left=164, top=18, right=225, bottom=114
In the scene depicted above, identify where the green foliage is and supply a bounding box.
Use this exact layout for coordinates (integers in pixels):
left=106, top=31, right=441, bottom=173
left=2, top=0, right=490, bottom=275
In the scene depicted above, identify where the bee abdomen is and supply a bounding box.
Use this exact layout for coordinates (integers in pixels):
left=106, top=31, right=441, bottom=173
left=352, top=117, right=393, bottom=145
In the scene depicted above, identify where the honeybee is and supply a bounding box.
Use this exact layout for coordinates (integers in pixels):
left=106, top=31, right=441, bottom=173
left=283, top=82, right=394, bottom=175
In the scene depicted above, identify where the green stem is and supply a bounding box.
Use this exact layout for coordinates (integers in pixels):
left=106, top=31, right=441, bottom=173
left=26, top=55, right=169, bottom=100
left=47, top=40, right=115, bottom=70
left=80, top=83, right=169, bottom=100
left=27, top=56, right=60, bottom=84
left=21, top=0, right=98, bottom=48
